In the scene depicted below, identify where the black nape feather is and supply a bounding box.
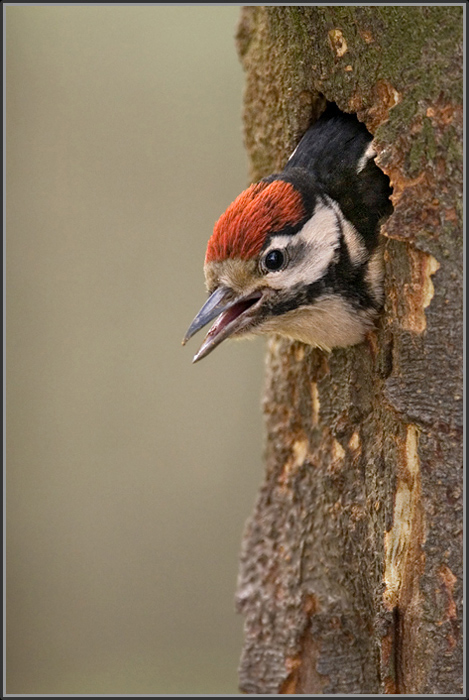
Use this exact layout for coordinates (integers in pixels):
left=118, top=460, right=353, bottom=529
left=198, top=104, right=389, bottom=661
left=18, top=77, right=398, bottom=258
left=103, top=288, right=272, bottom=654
left=283, top=103, right=393, bottom=250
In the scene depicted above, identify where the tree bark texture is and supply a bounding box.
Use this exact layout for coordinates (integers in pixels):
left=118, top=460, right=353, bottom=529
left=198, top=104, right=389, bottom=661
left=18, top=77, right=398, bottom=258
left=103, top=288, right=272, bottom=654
left=234, top=6, right=463, bottom=695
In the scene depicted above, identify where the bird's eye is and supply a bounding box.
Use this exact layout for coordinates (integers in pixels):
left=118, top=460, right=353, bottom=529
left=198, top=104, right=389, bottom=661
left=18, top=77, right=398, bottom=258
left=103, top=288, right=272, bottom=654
left=263, top=249, right=286, bottom=272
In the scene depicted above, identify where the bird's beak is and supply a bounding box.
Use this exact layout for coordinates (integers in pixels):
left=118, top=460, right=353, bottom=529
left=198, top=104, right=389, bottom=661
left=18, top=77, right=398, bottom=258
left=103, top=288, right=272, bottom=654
left=182, top=286, right=263, bottom=363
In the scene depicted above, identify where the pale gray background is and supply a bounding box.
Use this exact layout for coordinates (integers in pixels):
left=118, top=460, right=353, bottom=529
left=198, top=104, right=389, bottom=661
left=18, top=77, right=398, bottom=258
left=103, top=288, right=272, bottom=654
left=6, top=6, right=266, bottom=694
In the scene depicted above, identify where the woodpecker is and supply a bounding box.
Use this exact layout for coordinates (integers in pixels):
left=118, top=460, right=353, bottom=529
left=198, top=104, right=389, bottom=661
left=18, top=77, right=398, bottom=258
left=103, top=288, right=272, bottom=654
left=183, top=104, right=393, bottom=363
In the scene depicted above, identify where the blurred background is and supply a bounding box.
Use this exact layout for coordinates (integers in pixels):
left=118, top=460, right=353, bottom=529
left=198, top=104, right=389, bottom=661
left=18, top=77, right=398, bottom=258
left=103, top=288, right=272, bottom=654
left=6, top=6, right=266, bottom=694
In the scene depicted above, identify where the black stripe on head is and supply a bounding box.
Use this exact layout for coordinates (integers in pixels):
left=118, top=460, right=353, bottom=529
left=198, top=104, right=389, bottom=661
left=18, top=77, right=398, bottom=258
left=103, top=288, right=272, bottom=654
left=329, top=212, right=381, bottom=311
left=260, top=229, right=379, bottom=319
left=258, top=278, right=327, bottom=319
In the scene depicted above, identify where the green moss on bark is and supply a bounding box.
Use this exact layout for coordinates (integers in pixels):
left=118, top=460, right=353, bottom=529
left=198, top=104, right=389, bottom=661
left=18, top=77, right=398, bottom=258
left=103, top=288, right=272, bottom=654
left=236, top=5, right=462, bottom=695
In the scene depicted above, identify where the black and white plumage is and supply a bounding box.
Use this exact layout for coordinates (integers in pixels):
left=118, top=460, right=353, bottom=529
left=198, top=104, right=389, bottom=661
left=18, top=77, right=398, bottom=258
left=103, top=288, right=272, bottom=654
left=183, top=104, right=393, bottom=362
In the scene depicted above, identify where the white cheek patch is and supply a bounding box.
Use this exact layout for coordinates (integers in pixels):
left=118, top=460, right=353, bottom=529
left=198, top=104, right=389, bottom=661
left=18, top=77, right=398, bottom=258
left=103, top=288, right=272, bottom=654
left=357, top=142, right=376, bottom=173
left=266, top=202, right=341, bottom=289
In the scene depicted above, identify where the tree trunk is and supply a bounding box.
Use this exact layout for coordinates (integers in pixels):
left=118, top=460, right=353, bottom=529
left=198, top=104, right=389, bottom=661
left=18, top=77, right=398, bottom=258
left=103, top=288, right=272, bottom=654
left=234, top=6, right=463, bottom=695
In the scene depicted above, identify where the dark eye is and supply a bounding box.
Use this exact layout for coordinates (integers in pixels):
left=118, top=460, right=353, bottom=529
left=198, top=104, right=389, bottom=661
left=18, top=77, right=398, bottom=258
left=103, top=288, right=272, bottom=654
left=263, top=249, right=286, bottom=272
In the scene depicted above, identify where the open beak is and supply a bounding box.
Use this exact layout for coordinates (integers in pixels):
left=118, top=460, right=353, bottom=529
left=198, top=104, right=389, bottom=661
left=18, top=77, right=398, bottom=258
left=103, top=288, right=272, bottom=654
left=182, top=286, right=263, bottom=363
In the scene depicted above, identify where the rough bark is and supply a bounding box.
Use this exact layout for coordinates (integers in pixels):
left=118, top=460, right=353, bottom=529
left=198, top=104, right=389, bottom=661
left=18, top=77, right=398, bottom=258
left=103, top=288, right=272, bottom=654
left=234, top=6, right=463, bottom=695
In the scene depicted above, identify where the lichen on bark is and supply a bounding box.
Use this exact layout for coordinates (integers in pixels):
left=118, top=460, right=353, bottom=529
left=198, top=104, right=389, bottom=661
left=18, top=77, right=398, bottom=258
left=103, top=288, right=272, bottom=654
left=234, top=6, right=463, bottom=695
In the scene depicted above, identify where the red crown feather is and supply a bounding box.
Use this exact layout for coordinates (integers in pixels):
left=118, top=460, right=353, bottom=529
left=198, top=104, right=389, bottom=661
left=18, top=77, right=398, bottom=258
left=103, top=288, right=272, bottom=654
left=205, top=180, right=305, bottom=263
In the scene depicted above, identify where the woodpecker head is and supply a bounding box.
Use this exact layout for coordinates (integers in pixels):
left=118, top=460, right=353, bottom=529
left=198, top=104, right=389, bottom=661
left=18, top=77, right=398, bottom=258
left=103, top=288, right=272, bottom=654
left=183, top=108, right=393, bottom=362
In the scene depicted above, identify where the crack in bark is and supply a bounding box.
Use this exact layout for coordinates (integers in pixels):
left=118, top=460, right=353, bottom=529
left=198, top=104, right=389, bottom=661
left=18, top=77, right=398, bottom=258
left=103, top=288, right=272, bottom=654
left=235, top=5, right=462, bottom=694
left=382, top=425, right=426, bottom=693
left=280, top=598, right=330, bottom=694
